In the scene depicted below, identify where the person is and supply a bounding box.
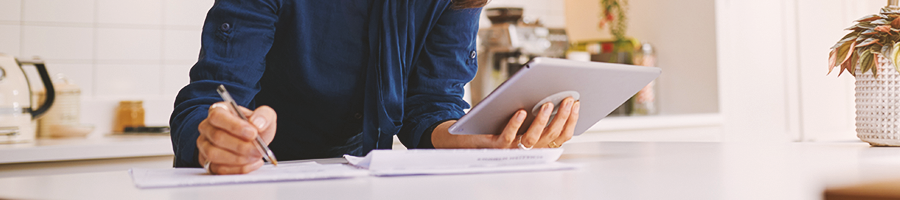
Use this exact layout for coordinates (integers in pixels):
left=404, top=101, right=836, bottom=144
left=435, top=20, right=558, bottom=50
left=170, top=0, right=580, bottom=175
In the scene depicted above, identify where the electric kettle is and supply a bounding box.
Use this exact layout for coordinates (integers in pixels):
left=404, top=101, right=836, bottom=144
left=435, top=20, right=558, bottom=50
left=0, top=54, right=55, bottom=143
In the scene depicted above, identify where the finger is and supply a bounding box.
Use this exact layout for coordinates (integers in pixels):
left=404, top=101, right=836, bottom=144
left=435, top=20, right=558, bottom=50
left=555, top=101, right=580, bottom=145
left=201, top=116, right=261, bottom=157
left=522, top=102, right=553, bottom=147
left=207, top=103, right=257, bottom=141
left=206, top=128, right=262, bottom=157
left=536, top=98, right=574, bottom=147
left=235, top=104, right=254, bottom=118
left=210, top=160, right=264, bottom=175
left=249, top=105, right=277, bottom=144
left=201, top=137, right=260, bottom=165
left=497, top=110, right=526, bottom=147
left=198, top=151, right=208, bottom=167
left=197, top=132, right=210, bottom=160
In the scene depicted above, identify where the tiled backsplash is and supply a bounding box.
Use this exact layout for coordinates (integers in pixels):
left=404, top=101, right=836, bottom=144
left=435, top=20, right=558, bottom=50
left=0, top=0, right=563, bottom=137
left=0, top=0, right=212, bottom=137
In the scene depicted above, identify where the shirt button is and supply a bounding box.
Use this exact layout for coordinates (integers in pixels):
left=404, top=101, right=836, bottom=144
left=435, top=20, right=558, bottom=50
left=354, top=113, right=363, bottom=119
left=470, top=51, right=477, bottom=59
left=220, top=23, right=231, bottom=31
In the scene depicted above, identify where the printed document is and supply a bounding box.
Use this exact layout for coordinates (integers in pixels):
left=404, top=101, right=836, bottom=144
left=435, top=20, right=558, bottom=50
left=129, top=162, right=368, bottom=188
left=344, top=148, right=577, bottom=176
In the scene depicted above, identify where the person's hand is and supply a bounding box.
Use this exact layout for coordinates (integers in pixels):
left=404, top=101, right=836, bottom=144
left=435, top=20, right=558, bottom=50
left=197, top=102, right=277, bottom=175
left=432, top=97, right=580, bottom=149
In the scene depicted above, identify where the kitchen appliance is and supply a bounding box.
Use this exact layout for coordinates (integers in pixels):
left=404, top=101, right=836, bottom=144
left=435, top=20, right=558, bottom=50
left=471, top=7, right=570, bottom=106
left=0, top=54, right=56, bottom=143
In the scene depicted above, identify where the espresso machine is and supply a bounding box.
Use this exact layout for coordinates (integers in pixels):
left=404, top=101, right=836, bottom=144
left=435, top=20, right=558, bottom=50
left=471, top=7, right=569, bottom=106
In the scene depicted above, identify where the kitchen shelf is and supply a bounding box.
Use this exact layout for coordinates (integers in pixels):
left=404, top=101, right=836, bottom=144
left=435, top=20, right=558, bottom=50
left=0, top=135, right=172, bottom=164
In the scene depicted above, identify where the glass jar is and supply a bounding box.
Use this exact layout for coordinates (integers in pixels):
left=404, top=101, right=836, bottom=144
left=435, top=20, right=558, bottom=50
left=113, top=101, right=144, bottom=133
left=36, top=75, right=82, bottom=137
left=630, top=43, right=659, bottom=115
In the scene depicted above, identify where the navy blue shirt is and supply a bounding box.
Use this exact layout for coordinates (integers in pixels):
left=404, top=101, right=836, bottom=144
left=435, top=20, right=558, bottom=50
left=170, top=0, right=481, bottom=167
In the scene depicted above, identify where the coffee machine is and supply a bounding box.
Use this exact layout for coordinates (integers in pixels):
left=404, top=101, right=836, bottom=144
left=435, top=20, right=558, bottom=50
left=471, top=7, right=569, bottom=105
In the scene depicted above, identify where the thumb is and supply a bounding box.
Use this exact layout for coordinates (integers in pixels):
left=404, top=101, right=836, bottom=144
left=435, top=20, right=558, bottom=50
left=249, top=105, right=277, bottom=143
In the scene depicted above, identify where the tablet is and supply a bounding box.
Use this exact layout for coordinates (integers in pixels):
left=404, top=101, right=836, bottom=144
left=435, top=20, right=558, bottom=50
left=449, top=57, right=661, bottom=135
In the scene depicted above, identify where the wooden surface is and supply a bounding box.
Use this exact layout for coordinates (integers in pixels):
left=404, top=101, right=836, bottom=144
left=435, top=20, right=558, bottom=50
left=826, top=179, right=900, bottom=200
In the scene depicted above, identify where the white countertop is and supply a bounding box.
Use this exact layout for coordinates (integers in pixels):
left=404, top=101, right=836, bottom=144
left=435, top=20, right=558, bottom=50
left=0, top=141, right=897, bottom=200
left=0, top=114, right=719, bottom=165
left=0, top=135, right=173, bottom=164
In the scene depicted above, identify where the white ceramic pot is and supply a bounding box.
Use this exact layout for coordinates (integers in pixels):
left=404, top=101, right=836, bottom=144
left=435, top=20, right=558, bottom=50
left=855, top=56, right=900, bottom=146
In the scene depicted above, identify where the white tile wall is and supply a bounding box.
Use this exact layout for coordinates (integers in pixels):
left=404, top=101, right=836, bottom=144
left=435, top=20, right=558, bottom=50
left=163, top=0, right=213, bottom=26
left=97, top=0, right=161, bottom=25
left=94, top=64, right=161, bottom=96
left=21, top=26, right=93, bottom=60
left=162, top=30, right=200, bottom=61
left=45, top=63, right=94, bottom=96
left=6, top=0, right=562, bottom=137
left=162, top=64, right=191, bottom=95
left=22, top=0, right=94, bottom=24
left=96, top=28, right=161, bottom=60
left=0, top=25, right=20, bottom=56
left=0, top=0, right=21, bottom=21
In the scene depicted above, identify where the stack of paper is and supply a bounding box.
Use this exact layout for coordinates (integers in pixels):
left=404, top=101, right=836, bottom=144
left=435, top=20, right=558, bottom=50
left=130, top=149, right=577, bottom=188
left=129, top=162, right=368, bottom=188
left=344, top=148, right=577, bottom=176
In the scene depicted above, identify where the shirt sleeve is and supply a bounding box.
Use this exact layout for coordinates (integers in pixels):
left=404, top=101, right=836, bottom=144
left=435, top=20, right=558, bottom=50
left=397, top=7, right=482, bottom=148
left=169, top=0, right=281, bottom=168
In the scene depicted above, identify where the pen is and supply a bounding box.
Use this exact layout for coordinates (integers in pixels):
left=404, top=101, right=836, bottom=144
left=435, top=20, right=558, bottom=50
left=216, top=84, right=279, bottom=166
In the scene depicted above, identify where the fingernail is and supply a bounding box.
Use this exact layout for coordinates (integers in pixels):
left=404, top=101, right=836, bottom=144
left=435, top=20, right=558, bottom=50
left=516, top=110, right=526, bottom=121
left=563, top=99, right=573, bottom=110
left=252, top=117, right=267, bottom=129
left=574, top=101, right=581, bottom=114
left=543, top=103, right=553, bottom=112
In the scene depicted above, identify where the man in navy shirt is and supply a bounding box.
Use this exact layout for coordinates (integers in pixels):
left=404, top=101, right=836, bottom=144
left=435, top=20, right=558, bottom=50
left=170, top=0, right=580, bottom=174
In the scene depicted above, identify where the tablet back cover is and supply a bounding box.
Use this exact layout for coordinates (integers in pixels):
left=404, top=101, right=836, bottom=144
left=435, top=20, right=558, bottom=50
left=449, top=57, right=661, bottom=135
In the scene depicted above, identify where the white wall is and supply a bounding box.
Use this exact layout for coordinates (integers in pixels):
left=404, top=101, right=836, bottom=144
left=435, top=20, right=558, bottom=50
left=0, top=0, right=214, bottom=138
left=715, top=0, right=881, bottom=142
left=796, top=0, right=881, bottom=141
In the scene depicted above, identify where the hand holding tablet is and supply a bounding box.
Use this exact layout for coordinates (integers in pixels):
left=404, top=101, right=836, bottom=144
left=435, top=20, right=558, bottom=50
left=448, top=57, right=661, bottom=148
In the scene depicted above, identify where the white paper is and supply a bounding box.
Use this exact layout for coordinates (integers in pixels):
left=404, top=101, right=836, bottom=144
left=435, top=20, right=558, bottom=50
left=344, top=149, right=577, bottom=176
left=129, top=162, right=368, bottom=188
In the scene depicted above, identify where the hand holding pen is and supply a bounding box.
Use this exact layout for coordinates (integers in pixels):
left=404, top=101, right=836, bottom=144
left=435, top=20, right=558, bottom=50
left=196, top=85, right=279, bottom=175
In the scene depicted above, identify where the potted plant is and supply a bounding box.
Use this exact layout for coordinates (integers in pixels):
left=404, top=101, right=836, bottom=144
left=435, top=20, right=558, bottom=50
left=829, top=0, right=900, bottom=146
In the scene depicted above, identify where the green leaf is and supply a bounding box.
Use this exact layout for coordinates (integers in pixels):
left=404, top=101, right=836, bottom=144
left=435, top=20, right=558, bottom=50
left=829, top=49, right=838, bottom=74
left=848, top=22, right=877, bottom=30
left=859, top=50, right=873, bottom=74
left=872, top=19, right=891, bottom=25
left=842, top=50, right=858, bottom=76
left=832, top=32, right=859, bottom=48
left=872, top=52, right=880, bottom=78
left=841, top=31, right=861, bottom=41
left=859, top=38, right=881, bottom=47
left=893, top=42, right=900, bottom=73
left=857, top=14, right=880, bottom=22
left=862, top=30, right=879, bottom=35
left=834, top=41, right=853, bottom=66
